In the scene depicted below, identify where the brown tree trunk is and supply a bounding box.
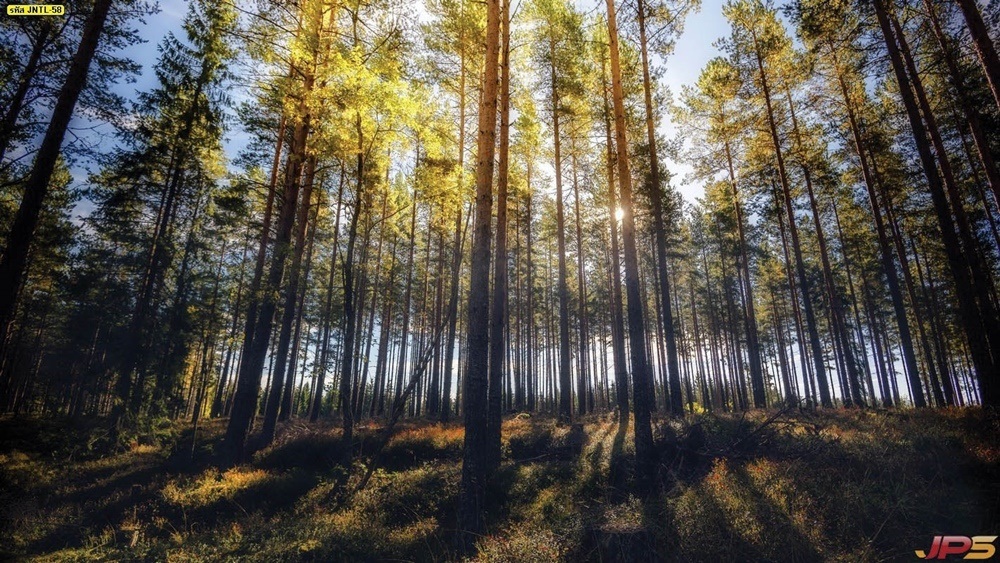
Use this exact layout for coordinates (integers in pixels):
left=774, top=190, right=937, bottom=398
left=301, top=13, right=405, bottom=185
left=785, top=87, right=864, bottom=406
left=547, top=33, right=573, bottom=425
left=923, top=0, right=1000, bottom=211
left=636, top=0, right=683, bottom=415
left=223, top=93, right=311, bottom=463
left=281, top=180, right=321, bottom=419
left=751, top=38, right=832, bottom=406
left=442, top=0, right=467, bottom=422
left=724, top=141, right=767, bottom=406
left=0, top=21, right=51, bottom=164
left=457, top=0, right=501, bottom=544
left=261, top=156, right=319, bottom=445
left=486, top=0, right=511, bottom=470
left=874, top=0, right=997, bottom=403
left=606, top=0, right=655, bottom=490
left=310, top=167, right=345, bottom=422
left=833, top=61, right=921, bottom=406
left=570, top=142, right=591, bottom=416
left=954, top=0, right=1000, bottom=111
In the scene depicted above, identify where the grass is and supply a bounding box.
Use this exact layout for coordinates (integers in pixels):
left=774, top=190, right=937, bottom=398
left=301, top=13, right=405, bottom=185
left=1, top=408, right=997, bottom=561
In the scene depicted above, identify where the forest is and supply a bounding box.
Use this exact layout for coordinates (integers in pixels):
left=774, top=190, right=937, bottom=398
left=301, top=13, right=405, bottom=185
left=0, top=0, right=999, bottom=560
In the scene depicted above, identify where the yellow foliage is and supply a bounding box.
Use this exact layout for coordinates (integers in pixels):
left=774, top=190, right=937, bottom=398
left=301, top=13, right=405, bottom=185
left=161, top=468, right=273, bottom=508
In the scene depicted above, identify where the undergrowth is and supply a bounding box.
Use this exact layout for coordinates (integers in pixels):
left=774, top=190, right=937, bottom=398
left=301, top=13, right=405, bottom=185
left=1, top=408, right=997, bottom=562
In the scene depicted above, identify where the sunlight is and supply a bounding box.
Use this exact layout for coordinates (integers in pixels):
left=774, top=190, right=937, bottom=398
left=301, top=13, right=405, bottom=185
left=615, top=207, right=624, bottom=222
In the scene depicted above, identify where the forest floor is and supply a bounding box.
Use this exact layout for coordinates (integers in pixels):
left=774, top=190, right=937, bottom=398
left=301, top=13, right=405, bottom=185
left=1, top=408, right=998, bottom=562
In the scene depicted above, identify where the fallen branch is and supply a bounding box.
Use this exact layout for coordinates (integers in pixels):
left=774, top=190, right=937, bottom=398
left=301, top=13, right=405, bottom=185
left=351, top=308, right=454, bottom=495
left=722, top=402, right=799, bottom=456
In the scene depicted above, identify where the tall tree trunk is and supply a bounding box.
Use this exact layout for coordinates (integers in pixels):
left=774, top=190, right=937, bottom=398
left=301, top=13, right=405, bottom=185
left=890, top=11, right=1000, bottom=378
left=212, top=226, right=252, bottom=418
left=442, top=2, right=467, bottom=422
left=923, top=0, right=1000, bottom=211
left=229, top=111, right=286, bottom=419
left=310, top=165, right=345, bottom=421
left=223, top=103, right=310, bottom=463
left=773, top=183, right=817, bottom=406
left=548, top=33, right=573, bottom=425
left=486, top=0, right=511, bottom=470
left=338, top=113, right=368, bottom=467
left=525, top=188, right=536, bottom=412
left=570, top=141, right=590, bottom=416
left=281, top=180, right=321, bottom=420
left=751, top=37, right=832, bottom=407
left=724, top=141, right=767, bottom=406
left=0, top=21, right=51, bottom=164
left=787, top=91, right=864, bottom=406
left=909, top=237, right=952, bottom=405
left=606, top=0, right=655, bottom=490
left=427, top=233, right=446, bottom=416
left=954, top=0, right=1000, bottom=111
left=458, top=0, right=501, bottom=544
left=832, top=61, right=921, bottom=406
left=873, top=0, right=998, bottom=404
left=636, top=0, right=683, bottom=415
left=261, top=156, right=318, bottom=445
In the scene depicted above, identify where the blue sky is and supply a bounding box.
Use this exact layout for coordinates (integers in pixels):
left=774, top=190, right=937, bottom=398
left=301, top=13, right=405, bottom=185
left=105, top=0, right=730, bottom=205
left=660, top=0, right=729, bottom=204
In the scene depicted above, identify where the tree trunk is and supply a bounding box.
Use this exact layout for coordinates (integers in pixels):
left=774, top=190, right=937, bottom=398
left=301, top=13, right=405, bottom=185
left=281, top=178, right=321, bottom=420
left=310, top=166, right=345, bottom=422
left=724, top=141, right=767, bottom=406
left=0, top=21, right=51, bottom=164
left=873, top=0, right=997, bottom=403
left=954, top=0, right=1000, bottom=111
left=752, top=40, right=831, bottom=407
left=923, top=0, right=1000, bottom=212
left=570, top=142, right=590, bottom=416
left=223, top=102, right=310, bottom=463
left=486, top=0, right=511, bottom=470
left=548, top=33, right=573, bottom=426
left=833, top=63, right=920, bottom=406
left=457, top=0, right=500, bottom=544
left=261, top=156, right=319, bottom=445
left=788, top=101, right=864, bottom=406
left=636, top=0, right=683, bottom=415
left=606, top=0, right=656, bottom=490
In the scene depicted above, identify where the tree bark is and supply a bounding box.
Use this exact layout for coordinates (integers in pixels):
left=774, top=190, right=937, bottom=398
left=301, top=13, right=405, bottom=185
left=605, top=0, right=656, bottom=490
left=457, top=0, right=500, bottom=544
left=873, top=0, right=997, bottom=403
left=0, top=21, right=51, bottom=164
left=832, top=62, right=920, bottom=406
left=751, top=35, right=832, bottom=407
left=636, top=0, right=684, bottom=415
left=954, top=0, right=1000, bottom=112
left=261, top=156, right=318, bottom=445
left=486, top=0, right=511, bottom=470
left=548, top=32, right=573, bottom=425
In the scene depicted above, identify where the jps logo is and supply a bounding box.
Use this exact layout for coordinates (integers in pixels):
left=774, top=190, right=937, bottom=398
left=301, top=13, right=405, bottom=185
left=916, top=536, right=998, bottom=559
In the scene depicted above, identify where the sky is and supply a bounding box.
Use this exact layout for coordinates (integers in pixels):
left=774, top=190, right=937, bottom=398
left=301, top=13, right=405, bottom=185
left=659, top=0, right=730, bottom=204
left=98, top=0, right=732, bottom=206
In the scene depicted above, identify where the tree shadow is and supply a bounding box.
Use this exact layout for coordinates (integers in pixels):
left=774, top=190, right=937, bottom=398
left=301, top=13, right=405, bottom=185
left=608, top=422, right=630, bottom=499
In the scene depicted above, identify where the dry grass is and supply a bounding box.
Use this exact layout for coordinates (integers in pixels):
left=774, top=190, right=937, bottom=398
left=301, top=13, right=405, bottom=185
left=1, top=408, right=997, bottom=562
